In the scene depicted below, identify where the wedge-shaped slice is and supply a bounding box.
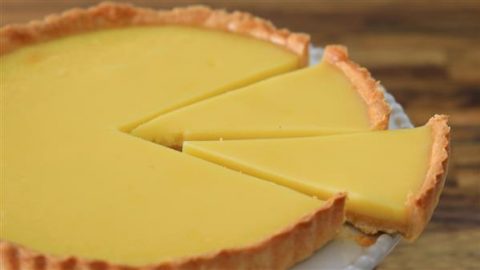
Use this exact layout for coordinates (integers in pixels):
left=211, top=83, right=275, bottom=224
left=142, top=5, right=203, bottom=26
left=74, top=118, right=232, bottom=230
left=184, top=115, right=450, bottom=240
left=132, top=46, right=390, bottom=148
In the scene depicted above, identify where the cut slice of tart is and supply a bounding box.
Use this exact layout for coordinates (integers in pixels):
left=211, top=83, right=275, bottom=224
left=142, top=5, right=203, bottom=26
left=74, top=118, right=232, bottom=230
left=183, top=115, right=450, bottom=240
left=132, top=45, right=390, bottom=148
left=1, top=2, right=348, bottom=269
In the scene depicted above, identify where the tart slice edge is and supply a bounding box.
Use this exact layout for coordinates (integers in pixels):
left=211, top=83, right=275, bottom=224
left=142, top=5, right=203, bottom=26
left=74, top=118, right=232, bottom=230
left=0, top=2, right=310, bottom=64
left=323, top=45, right=391, bottom=130
left=346, top=115, right=450, bottom=240
left=406, top=114, right=450, bottom=240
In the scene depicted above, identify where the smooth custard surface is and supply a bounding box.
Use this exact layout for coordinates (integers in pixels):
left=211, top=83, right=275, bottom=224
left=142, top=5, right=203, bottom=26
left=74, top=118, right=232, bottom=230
left=1, top=26, right=325, bottom=265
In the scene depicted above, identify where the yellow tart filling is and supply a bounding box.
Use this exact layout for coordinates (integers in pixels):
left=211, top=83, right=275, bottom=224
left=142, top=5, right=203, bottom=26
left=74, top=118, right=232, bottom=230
left=1, top=3, right=447, bottom=265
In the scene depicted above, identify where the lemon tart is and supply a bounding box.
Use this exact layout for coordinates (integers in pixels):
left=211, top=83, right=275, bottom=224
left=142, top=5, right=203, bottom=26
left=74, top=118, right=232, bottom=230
left=184, top=115, right=450, bottom=240
left=132, top=45, right=390, bottom=148
left=0, top=2, right=347, bottom=270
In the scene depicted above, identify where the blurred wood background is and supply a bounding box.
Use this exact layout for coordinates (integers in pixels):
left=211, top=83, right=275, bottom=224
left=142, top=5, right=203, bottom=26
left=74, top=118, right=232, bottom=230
left=2, top=0, right=479, bottom=269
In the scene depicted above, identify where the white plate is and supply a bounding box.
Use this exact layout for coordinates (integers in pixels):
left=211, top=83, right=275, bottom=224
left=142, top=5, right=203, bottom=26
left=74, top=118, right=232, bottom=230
left=292, top=47, right=414, bottom=270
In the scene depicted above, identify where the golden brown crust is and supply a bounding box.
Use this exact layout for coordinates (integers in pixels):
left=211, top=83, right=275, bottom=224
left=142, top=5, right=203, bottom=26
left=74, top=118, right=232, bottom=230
left=323, top=45, right=391, bottom=130
left=346, top=211, right=405, bottom=236
left=0, top=2, right=310, bottom=66
left=404, top=114, right=450, bottom=241
left=344, top=115, right=450, bottom=241
left=0, top=194, right=345, bottom=270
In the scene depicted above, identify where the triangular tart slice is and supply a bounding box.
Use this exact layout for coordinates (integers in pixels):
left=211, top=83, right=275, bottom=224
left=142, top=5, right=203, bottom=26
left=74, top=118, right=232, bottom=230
left=132, top=46, right=390, bottom=148
left=183, top=115, right=450, bottom=240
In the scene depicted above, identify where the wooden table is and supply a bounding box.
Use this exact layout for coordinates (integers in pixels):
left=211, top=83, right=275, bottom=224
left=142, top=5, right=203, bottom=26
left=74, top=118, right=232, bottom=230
left=3, top=1, right=479, bottom=269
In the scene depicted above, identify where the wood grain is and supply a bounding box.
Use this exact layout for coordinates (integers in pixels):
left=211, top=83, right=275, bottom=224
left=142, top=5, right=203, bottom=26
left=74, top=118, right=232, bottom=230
left=2, top=0, right=479, bottom=269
